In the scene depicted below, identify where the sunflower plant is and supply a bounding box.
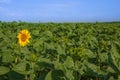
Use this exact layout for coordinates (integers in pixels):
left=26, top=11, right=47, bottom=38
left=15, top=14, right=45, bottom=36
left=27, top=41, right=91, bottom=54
left=0, top=22, right=120, bottom=80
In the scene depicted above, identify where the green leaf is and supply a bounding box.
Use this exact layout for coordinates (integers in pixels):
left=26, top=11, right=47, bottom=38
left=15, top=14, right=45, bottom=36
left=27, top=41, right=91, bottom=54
left=8, top=71, right=25, bottom=80
left=52, top=70, right=66, bottom=80
left=0, top=66, right=10, bottom=75
left=32, top=30, right=39, bottom=35
left=13, top=62, right=28, bottom=75
left=20, top=47, right=30, bottom=54
left=54, top=61, right=64, bottom=70
left=106, top=66, right=116, bottom=73
left=57, top=45, right=65, bottom=55
left=84, top=60, right=101, bottom=75
left=2, top=51, right=15, bottom=63
left=77, top=62, right=86, bottom=75
left=44, top=42, right=55, bottom=50
left=45, top=31, right=53, bottom=37
left=110, top=44, right=120, bottom=71
left=37, top=71, right=48, bottom=80
left=84, top=49, right=96, bottom=58
left=109, top=76, right=116, bottom=80
left=45, top=71, right=52, bottom=80
left=45, top=70, right=66, bottom=80
left=64, top=56, right=74, bottom=68
left=65, top=70, right=74, bottom=80
left=99, top=53, right=108, bottom=63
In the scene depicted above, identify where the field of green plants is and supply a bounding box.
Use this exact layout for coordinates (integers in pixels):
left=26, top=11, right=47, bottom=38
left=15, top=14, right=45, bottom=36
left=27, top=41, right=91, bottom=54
left=0, top=21, right=120, bottom=80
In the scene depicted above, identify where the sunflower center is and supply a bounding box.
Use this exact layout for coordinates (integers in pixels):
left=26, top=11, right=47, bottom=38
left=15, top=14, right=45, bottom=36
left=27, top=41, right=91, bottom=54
left=21, top=34, right=27, bottom=42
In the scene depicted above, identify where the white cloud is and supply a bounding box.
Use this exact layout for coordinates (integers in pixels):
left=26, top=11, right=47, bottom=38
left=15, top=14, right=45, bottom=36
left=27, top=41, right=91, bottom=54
left=0, top=0, right=80, bottom=21
left=34, top=1, right=79, bottom=17
left=40, top=1, right=79, bottom=8
left=0, top=0, right=11, bottom=3
left=0, top=6, right=21, bottom=17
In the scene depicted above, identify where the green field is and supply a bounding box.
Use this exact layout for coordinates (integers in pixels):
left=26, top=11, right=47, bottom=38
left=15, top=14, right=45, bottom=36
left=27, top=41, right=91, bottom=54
left=0, top=21, right=120, bottom=80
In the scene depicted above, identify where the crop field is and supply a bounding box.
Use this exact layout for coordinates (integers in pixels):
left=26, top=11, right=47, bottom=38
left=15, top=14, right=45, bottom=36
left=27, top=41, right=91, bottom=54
left=0, top=21, right=120, bottom=80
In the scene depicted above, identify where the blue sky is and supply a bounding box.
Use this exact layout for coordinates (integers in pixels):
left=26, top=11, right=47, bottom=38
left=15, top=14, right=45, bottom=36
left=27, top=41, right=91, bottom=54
left=0, top=0, right=120, bottom=22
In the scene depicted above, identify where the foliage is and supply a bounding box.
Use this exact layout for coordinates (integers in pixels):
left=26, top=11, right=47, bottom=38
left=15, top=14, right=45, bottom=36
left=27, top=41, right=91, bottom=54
left=0, top=21, right=120, bottom=80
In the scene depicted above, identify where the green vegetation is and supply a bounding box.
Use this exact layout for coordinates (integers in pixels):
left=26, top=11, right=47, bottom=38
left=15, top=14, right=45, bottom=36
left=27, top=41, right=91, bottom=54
left=0, top=21, right=120, bottom=80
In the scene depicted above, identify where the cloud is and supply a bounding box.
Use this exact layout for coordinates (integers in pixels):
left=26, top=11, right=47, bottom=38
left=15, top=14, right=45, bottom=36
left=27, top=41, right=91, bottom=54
left=0, top=6, right=24, bottom=21
left=0, top=0, right=11, bottom=3
left=32, top=1, right=79, bottom=15
left=0, top=6, right=21, bottom=17
left=41, top=1, right=79, bottom=8
left=0, top=0, right=80, bottom=21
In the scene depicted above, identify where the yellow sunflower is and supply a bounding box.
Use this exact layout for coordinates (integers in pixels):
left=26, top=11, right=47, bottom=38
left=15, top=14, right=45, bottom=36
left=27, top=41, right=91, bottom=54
left=17, top=29, right=31, bottom=47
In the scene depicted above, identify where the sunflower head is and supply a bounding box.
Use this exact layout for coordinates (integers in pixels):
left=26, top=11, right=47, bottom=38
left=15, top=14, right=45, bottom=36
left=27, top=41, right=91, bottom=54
left=17, top=29, right=31, bottom=47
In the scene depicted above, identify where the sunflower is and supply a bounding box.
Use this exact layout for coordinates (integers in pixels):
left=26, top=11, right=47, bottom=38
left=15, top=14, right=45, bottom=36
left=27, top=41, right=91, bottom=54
left=17, top=29, right=31, bottom=47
